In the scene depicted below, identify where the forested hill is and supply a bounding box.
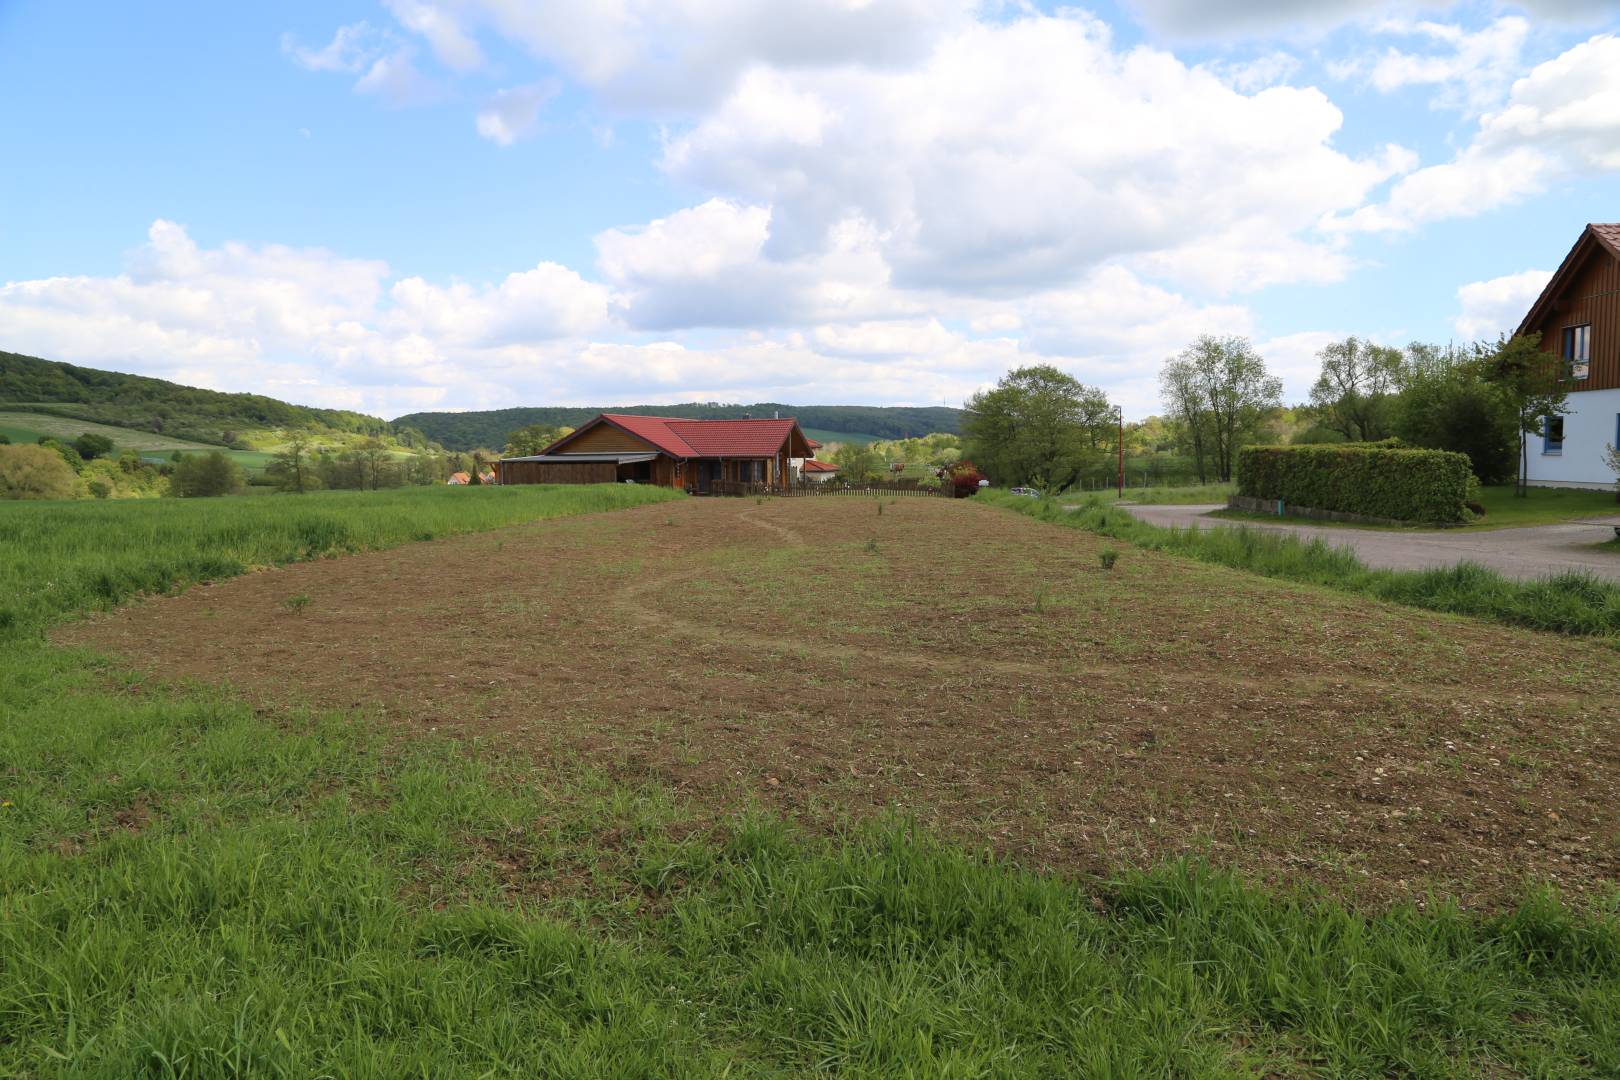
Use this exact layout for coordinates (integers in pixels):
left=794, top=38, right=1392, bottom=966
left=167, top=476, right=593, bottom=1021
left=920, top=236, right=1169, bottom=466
left=394, top=403, right=966, bottom=450
left=0, top=350, right=394, bottom=446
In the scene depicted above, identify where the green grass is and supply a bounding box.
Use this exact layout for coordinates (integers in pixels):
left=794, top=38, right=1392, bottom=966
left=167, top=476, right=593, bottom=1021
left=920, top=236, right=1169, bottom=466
left=989, top=492, right=1620, bottom=639
left=1055, top=481, right=1236, bottom=506
left=0, top=484, right=682, bottom=636
left=0, top=410, right=223, bottom=453
left=2, top=484, right=1617, bottom=1074
left=802, top=427, right=880, bottom=446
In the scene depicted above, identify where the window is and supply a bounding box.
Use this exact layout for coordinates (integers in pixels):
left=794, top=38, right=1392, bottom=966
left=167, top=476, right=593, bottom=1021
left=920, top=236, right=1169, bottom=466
left=1561, top=324, right=1590, bottom=380
left=1543, top=416, right=1564, bottom=455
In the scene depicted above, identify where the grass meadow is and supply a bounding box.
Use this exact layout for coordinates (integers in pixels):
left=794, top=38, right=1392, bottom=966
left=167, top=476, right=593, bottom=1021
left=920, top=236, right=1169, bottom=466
left=2, top=485, right=1617, bottom=1075
left=991, top=492, right=1620, bottom=639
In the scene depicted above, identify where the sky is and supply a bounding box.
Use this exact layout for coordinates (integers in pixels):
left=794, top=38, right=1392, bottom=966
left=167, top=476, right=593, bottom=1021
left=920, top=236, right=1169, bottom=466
left=1, top=1, right=1618, bottom=421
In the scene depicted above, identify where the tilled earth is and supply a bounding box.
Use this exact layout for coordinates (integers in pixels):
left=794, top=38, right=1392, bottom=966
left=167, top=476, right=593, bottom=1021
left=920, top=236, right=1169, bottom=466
left=62, top=496, right=1620, bottom=908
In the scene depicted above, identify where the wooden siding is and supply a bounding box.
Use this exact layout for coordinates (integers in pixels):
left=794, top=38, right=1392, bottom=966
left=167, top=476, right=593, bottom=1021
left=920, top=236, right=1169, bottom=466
left=1527, top=243, right=1620, bottom=392
left=563, top=423, right=661, bottom=454
left=498, top=460, right=615, bottom=485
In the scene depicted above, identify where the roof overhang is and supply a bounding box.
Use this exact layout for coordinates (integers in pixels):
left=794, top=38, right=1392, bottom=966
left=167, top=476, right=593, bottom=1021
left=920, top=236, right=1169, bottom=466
left=500, top=453, right=660, bottom=464
left=1516, top=224, right=1620, bottom=339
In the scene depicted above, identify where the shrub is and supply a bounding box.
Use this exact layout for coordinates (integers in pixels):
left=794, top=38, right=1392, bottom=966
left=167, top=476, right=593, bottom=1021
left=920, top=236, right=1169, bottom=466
left=1237, top=442, right=1472, bottom=523
left=72, top=432, right=116, bottom=460
left=1099, top=547, right=1119, bottom=570
left=948, top=460, right=986, bottom=498
left=172, top=451, right=245, bottom=498
left=0, top=444, right=83, bottom=500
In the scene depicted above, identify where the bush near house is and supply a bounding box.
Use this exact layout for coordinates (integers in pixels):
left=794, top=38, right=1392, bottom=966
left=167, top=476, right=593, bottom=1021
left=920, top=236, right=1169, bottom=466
left=1237, top=441, right=1473, bottom=524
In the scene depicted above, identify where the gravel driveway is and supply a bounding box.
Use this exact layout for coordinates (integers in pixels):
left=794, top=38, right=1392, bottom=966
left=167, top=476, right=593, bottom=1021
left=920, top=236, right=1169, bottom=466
left=1115, top=504, right=1620, bottom=582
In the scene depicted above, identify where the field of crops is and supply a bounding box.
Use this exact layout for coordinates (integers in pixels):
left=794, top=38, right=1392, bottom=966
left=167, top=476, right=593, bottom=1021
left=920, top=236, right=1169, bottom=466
left=2, top=487, right=1617, bottom=1075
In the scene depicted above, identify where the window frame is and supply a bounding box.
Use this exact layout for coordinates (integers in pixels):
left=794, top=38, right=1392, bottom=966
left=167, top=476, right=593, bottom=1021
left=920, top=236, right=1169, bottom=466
left=1542, top=415, right=1565, bottom=456
left=1560, top=324, right=1591, bottom=381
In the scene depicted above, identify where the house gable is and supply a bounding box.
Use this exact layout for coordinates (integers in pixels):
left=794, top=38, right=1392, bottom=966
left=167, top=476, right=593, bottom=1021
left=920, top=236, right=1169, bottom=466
left=543, top=416, right=671, bottom=456
left=1518, top=223, right=1620, bottom=393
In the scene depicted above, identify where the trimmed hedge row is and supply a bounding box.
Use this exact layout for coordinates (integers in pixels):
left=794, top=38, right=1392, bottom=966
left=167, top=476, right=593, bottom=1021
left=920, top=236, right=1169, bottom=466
left=1237, top=442, right=1474, bottom=523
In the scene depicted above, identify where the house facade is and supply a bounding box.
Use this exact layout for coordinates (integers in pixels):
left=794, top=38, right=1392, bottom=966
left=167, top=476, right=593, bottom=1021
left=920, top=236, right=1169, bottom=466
left=1518, top=223, right=1620, bottom=489
left=497, top=412, right=815, bottom=493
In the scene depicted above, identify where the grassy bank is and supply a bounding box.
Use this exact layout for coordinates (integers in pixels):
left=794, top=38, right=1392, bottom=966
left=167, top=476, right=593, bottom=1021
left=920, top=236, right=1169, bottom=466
left=0, top=484, right=681, bottom=635
left=988, top=492, right=1620, bottom=639
left=2, top=487, right=1617, bottom=1074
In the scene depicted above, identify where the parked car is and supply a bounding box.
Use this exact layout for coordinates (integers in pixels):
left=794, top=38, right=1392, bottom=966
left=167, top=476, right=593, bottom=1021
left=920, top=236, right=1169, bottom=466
left=1009, top=486, right=1041, bottom=498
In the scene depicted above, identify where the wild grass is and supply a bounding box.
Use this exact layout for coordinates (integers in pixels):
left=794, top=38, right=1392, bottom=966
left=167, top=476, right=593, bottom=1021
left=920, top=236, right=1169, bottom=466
left=0, top=483, right=681, bottom=636
left=1, top=484, right=1616, bottom=1073
left=1056, top=481, right=1235, bottom=506
left=989, top=492, right=1620, bottom=639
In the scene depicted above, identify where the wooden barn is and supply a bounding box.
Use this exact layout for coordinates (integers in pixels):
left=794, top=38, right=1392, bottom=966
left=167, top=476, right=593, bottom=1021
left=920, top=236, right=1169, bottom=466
left=497, top=413, right=816, bottom=493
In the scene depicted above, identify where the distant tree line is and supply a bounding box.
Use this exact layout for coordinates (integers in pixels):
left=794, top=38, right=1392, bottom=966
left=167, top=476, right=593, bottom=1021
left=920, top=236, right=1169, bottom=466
left=400, top=403, right=966, bottom=452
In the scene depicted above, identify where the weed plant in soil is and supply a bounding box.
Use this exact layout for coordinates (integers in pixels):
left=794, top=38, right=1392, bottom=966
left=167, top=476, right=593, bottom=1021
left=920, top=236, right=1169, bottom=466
left=1, top=488, right=1616, bottom=1074
left=991, top=492, right=1620, bottom=638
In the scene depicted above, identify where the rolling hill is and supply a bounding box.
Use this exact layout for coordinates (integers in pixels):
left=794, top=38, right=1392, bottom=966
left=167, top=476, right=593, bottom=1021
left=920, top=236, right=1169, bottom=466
left=394, top=403, right=965, bottom=451
left=0, top=350, right=401, bottom=449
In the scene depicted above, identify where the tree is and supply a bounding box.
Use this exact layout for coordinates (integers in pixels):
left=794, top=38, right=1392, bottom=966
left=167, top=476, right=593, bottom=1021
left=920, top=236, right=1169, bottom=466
left=172, top=451, right=244, bottom=497
left=1391, top=343, right=1517, bottom=484
left=962, top=365, right=1113, bottom=491
left=268, top=430, right=316, bottom=493
left=1161, top=336, right=1283, bottom=483
left=503, top=424, right=572, bottom=457
left=831, top=441, right=884, bottom=482
left=1603, top=442, right=1620, bottom=504
left=1160, top=359, right=1211, bottom=484
left=356, top=438, right=392, bottom=490
left=1482, top=333, right=1567, bottom=497
left=0, top=444, right=82, bottom=499
left=72, top=432, right=115, bottom=460
left=1307, top=336, right=1403, bottom=442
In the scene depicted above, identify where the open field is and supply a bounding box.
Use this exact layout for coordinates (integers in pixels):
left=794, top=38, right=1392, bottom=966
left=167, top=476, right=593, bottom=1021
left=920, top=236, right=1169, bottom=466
left=64, top=495, right=1620, bottom=907
left=7, top=489, right=1618, bottom=1074
left=0, top=409, right=222, bottom=452
left=801, top=426, right=880, bottom=446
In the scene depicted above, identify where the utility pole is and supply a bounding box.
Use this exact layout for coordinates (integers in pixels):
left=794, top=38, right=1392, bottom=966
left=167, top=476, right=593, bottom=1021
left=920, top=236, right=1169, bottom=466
left=1116, top=406, right=1125, bottom=497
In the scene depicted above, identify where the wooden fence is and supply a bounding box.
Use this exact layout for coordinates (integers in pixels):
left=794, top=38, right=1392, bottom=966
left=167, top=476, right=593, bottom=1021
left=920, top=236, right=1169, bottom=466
left=707, top=480, right=951, bottom=498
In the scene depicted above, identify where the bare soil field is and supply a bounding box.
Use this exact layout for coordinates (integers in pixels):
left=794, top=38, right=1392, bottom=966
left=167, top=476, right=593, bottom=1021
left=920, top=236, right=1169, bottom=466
left=62, top=496, right=1620, bottom=908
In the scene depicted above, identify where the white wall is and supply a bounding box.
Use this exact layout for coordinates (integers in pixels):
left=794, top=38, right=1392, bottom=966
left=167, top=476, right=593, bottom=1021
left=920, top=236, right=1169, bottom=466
left=1524, top=386, right=1620, bottom=490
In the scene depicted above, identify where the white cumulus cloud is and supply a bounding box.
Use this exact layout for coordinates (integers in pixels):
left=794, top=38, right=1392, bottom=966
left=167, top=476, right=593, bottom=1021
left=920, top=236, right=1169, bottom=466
left=1454, top=268, right=1552, bottom=339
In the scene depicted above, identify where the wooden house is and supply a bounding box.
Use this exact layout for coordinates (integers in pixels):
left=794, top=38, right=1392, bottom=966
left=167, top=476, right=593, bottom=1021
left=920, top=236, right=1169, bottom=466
left=497, top=412, right=815, bottom=493
left=1517, top=223, right=1620, bottom=489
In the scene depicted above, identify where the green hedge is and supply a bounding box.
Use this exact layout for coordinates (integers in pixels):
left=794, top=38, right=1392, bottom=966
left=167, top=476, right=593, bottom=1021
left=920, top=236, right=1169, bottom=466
left=1237, top=442, right=1474, bottom=523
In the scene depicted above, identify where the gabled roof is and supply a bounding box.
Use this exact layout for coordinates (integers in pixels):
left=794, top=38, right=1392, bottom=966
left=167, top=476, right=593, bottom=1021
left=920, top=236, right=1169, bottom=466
left=545, top=413, right=810, bottom=459
left=1517, top=223, right=1620, bottom=337
left=803, top=458, right=838, bottom=473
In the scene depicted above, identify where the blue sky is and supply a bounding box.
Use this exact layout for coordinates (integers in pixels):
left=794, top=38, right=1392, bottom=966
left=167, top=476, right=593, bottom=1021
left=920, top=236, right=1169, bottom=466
left=2, top=1, right=1618, bottom=419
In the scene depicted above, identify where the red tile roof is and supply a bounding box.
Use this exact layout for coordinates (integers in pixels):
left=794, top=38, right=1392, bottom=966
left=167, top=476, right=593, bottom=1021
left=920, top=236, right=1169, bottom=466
left=802, top=458, right=838, bottom=473
left=596, top=414, right=802, bottom=458
left=1592, top=223, right=1620, bottom=258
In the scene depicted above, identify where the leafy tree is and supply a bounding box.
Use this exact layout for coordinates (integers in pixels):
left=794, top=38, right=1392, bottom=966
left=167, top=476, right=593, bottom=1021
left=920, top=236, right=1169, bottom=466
left=356, top=438, right=393, bottom=491
left=0, top=444, right=82, bottom=499
left=71, top=432, right=115, bottom=460
left=1603, top=442, right=1620, bottom=504
left=0, top=433, right=10, bottom=445
left=172, top=451, right=244, bottom=498
left=962, top=365, right=1113, bottom=491
left=268, top=430, right=317, bottom=493
left=37, top=437, right=85, bottom=471
left=1307, top=336, right=1403, bottom=442
left=1391, top=343, right=1517, bottom=485
left=1482, top=333, right=1567, bottom=497
left=831, top=442, right=884, bottom=482
left=1161, top=336, right=1283, bottom=483
left=503, top=424, right=572, bottom=457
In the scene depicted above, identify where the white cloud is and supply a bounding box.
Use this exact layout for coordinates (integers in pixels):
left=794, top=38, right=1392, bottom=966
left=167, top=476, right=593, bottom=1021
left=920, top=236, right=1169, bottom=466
left=1127, top=1, right=1617, bottom=40
left=282, top=22, right=383, bottom=73
left=1336, top=33, right=1620, bottom=231
left=1338, top=16, right=1529, bottom=111
left=475, top=81, right=559, bottom=145
left=1454, top=268, right=1552, bottom=339
left=382, top=0, right=484, bottom=71
left=354, top=48, right=438, bottom=106
left=389, top=262, right=611, bottom=344
left=377, top=0, right=976, bottom=110
left=661, top=14, right=1403, bottom=296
